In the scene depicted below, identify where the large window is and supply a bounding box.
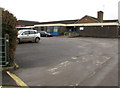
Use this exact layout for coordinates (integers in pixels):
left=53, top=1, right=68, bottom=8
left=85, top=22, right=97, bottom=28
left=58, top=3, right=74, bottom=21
left=41, top=27, right=44, bottom=31
left=54, top=27, right=58, bottom=32
left=47, top=27, right=51, bottom=32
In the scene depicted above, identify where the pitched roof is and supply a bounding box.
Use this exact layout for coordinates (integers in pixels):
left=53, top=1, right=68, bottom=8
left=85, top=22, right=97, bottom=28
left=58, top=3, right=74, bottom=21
left=88, top=16, right=100, bottom=22
left=103, top=19, right=118, bottom=23
left=18, top=20, right=41, bottom=26
left=39, top=19, right=78, bottom=24
left=74, top=15, right=100, bottom=23
left=18, top=18, right=118, bottom=27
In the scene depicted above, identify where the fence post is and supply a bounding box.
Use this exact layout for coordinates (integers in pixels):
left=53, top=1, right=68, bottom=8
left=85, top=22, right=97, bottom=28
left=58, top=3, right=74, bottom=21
left=5, top=34, right=9, bottom=65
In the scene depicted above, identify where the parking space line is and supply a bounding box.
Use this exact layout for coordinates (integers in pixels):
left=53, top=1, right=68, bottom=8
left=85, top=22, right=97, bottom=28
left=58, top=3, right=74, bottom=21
left=6, top=71, right=29, bottom=88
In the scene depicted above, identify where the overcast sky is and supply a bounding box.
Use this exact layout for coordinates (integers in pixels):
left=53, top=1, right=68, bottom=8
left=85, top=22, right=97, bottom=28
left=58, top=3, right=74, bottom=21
left=0, top=0, right=119, bottom=22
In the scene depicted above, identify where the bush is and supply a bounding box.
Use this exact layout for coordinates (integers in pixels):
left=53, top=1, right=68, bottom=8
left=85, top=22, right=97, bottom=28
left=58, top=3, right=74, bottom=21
left=64, top=32, right=69, bottom=36
left=1, top=8, right=18, bottom=65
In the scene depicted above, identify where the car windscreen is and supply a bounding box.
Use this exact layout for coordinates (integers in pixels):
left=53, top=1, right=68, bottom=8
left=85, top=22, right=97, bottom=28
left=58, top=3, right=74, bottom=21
left=18, top=31, right=24, bottom=35
left=40, top=31, right=46, bottom=34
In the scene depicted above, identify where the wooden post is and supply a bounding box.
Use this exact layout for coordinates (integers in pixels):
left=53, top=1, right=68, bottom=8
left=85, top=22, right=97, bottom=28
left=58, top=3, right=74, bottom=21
left=5, top=34, right=9, bottom=65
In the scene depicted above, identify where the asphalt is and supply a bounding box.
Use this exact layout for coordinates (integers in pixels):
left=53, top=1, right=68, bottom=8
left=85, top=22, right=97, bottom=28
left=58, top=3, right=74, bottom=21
left=2, top=71, right=19, bottom=87
left=3, top=37, right=119, bottom=86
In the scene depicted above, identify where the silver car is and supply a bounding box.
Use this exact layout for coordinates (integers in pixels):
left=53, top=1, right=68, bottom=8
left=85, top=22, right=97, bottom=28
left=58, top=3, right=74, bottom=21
left=17, top=30, right=41, bottom=43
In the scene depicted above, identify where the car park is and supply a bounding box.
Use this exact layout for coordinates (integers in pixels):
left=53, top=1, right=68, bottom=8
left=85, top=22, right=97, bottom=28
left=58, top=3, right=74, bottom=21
left=17, top=30, right=41, bottom=43
left=40, top=31, right=52, bottom=37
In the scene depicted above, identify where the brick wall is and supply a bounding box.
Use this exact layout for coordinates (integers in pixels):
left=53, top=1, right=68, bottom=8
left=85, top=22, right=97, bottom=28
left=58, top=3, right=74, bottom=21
left=75, top=16, right=98, bottom=23
left=76, top=26, right=118, bottom=37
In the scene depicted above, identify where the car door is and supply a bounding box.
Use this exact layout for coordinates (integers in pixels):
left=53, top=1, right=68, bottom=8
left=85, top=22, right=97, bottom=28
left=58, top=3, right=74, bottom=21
left=21, top=31, right=30, bottom=42
left=29, top=31, right=35, bottom=41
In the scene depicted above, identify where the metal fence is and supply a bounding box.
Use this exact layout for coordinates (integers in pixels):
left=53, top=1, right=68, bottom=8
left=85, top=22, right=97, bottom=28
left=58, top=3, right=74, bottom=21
left=0, top=37, right=9, bottom=66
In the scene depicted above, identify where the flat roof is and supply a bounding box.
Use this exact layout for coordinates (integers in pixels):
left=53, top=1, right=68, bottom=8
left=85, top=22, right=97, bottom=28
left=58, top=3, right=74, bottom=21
left=16, top=26, right=35, bottom=28
left=34, top=22, right=119, bottom=27
left=34, top=24, right=66, bottom=27
left=17, top=22, right=119, bottom=28
left=66, top=23, right=119, bottom=26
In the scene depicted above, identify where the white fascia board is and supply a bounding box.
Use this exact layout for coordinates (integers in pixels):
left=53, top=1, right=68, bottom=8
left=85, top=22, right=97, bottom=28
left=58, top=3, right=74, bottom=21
left=66, top=23, right=119, bottom=26
left=34, top=23, right=119, bottom=27
left=34, top=24, right=66, bottom=27
left=25, top=26, right=35, bottom=28
left=16, top=26, right=35, bottom=28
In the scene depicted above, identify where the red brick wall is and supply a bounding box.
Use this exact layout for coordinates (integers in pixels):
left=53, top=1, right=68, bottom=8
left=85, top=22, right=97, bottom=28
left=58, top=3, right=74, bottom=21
left=75, top=16, right=98, bottom=23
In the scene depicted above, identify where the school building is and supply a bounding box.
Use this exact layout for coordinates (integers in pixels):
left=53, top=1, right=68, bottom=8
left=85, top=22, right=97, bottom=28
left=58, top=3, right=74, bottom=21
left=18, top=11, right=119, bottom=37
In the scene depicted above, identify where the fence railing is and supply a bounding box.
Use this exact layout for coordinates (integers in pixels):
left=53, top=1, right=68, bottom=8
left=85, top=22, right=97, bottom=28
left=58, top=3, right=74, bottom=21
left=0, top=34, right=9, bottom=66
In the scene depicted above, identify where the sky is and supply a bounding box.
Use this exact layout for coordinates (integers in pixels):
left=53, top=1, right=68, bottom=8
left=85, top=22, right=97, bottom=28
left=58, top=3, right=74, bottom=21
left=0, top=0, right=119, bottom=22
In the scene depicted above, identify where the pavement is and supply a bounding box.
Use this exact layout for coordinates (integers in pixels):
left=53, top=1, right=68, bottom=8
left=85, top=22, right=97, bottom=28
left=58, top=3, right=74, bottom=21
left=1, top=37, right=119, bottom=87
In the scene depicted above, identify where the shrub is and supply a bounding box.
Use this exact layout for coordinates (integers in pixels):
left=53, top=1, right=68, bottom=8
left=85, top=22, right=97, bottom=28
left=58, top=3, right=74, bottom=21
left=1, top=8, right=18, bottom=65
left=64, top=32, right=69, bottom=36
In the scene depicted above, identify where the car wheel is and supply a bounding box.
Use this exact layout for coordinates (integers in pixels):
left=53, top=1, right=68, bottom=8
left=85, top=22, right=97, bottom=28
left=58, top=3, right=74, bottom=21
left=35, top=38, right=40, bottom=43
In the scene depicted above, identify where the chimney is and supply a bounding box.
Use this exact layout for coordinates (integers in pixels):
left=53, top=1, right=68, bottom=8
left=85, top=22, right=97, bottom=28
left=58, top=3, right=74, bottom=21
left=97, top=11, right=104, bottom=22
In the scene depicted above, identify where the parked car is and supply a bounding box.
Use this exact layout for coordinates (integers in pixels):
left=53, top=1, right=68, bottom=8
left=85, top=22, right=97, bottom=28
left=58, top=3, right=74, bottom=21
left=17, top=30, right=41, bottom=43
left=40, top=31, right=52, bottom=37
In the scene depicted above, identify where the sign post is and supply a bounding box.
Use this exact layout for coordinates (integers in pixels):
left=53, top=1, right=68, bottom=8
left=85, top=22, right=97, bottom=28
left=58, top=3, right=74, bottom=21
left=118, top=2, right=120, bottom=37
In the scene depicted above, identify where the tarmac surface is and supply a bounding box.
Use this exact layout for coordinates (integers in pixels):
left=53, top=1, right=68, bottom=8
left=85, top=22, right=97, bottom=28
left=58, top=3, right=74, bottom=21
left=2, top=71, right=19, bottom=86
left=2, top=37, right=119, bottom=87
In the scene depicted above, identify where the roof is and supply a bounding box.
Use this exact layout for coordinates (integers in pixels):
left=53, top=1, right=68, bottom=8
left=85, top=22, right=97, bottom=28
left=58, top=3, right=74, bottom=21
left=66, top=23, right=119, bottom=26
left=18, top=17, right=118, bottom=27
left=74, top=15, right=100, bottom=23
left=88, top=16, right=100, bottom=22
left=39, top=19, right=78, bottom=24
left=18, top=20, right=41, bottom=26
left=35, top=23, right=119, bottom=27
left=103, top=19, right=118, bottom=23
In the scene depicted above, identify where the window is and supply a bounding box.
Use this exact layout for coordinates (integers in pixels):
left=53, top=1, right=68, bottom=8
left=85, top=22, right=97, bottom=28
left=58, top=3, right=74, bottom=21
left=30, top=31, right=35, bottom=34
left=41, top=27, right=44, bottom=31
left=47, top=27, right=51, bottom=32
left=54, top=27, right=58, bottom=32
left=40, top=31, right=46, bottom=34
left=22, top=31, right=29, bottom=35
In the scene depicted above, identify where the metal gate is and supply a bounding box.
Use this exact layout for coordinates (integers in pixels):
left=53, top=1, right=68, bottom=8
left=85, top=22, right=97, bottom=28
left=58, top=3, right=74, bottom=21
left=0, top=38, right=8, bottom=66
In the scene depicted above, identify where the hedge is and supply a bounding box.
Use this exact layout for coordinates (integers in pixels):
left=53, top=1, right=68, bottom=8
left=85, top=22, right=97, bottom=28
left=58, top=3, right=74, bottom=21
left=1, top=8, right=18, bottom=66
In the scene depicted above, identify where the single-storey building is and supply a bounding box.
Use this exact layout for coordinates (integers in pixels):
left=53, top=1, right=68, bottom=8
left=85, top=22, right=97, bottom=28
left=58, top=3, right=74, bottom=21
left=34, top=19, right=78, bottom=35
left=17, top=11, right=119, bottom=37
left=33, top=11, right=119, bottom=37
